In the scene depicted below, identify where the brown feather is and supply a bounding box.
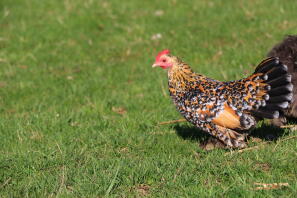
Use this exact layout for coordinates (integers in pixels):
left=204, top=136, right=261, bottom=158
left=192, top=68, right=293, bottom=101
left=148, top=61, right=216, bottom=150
left=212, top=104, right=241, bottom=129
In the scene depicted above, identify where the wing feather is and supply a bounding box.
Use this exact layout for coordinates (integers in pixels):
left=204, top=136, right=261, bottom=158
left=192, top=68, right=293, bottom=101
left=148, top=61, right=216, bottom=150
left=212, top=103, right=241, bottom=129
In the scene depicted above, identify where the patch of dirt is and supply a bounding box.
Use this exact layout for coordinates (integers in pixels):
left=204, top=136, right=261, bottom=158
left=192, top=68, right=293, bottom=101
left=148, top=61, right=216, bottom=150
left=134, top=184, right=150, bottom=197
left=30, top=131, right=43, bottom=141
left=118, top=147, right=129, bottom=153
left=199, top=137, right=227, bottom=150
left=0, top=81, right=7, bottom=88
left=253, top=162, right=271, bottom=172
left=112, top=107, right=127, bottom=115
left=250, top=137, right=263, bottom=143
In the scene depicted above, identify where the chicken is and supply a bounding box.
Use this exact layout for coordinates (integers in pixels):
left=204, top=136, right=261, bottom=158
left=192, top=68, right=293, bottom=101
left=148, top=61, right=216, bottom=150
left=266, top=35, right=297, bottom=126
left=152, top=49, right=293, bottom=148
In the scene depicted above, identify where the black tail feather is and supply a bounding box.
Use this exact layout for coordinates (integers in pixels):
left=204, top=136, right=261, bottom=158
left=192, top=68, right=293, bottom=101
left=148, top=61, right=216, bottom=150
left=252, top=109, right=279, bottom=119
left=254, top=57, right=279, bottom=73
left=264, top=102, right=289, bottom=111
left=268, top=93, right=293, bottom=103
left=268, top=83, right=293, bottom=96
left=266, top=74, right=291, bottom=88
left=266, top=65, right=288, bottom=81
left=252, top=57, right=292, bottom=119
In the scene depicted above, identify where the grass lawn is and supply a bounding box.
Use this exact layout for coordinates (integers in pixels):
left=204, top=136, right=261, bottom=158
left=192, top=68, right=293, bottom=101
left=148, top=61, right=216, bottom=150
left=1, top=0, right=297, bottom=197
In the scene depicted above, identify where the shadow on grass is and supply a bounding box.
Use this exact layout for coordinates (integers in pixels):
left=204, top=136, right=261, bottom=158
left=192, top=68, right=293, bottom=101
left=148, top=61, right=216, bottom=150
left=174, top=122, right=291, bottom=143
left=249, top=124, right=288, bottom=141
left=174, top=124, right=210, bottom=142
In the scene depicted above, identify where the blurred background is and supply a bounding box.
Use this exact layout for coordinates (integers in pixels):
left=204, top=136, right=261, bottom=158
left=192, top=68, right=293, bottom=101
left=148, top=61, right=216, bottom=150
left=0, top=0, right=297, bottom=197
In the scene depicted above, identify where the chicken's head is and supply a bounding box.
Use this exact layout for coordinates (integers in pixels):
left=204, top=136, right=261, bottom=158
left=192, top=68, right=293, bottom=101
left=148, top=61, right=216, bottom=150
left=152, top=49, right=174, bottom=69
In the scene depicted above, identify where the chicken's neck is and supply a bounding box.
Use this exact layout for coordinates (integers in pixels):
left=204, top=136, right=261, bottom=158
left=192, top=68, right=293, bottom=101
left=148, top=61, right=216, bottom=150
left=167, top=62, right=205, bottom=93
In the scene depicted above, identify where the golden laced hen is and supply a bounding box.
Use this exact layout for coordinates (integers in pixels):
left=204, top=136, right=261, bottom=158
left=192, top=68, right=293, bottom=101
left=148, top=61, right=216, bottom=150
left=153, top=50, right=293, bottom=148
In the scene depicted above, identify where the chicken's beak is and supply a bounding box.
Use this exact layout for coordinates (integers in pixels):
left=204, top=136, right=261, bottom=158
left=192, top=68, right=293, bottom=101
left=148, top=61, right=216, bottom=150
left=152, top=63, right=159, bottom=68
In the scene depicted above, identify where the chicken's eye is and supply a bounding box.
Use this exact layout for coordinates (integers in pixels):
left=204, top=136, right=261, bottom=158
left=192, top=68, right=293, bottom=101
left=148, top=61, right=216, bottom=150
left=162, top=59, right=167, bottom=62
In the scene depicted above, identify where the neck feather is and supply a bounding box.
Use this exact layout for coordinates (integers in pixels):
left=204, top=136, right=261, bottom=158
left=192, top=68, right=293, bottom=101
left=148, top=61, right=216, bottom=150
left=168, top=60, right=198, bottom=92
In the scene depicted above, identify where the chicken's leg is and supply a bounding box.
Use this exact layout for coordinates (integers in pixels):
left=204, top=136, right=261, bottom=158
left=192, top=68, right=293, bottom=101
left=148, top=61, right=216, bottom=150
left=202, top=123, right=247, bottom=148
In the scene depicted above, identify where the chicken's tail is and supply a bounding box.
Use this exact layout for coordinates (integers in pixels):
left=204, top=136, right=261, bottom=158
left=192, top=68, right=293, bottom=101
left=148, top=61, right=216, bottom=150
left=250, top=57, right=293, bottom=119
left=267, top=35, right=297, bottom=119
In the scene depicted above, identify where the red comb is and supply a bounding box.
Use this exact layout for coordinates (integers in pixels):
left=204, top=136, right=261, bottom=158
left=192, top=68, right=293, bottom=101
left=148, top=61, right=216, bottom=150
left=156, top=49, right=170, bottom=61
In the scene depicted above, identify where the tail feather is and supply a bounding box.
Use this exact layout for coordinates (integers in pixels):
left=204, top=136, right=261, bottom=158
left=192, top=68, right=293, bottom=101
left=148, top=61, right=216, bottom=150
left=268, top=83, right=293, bottom=96
left=254, top=57, right=280, bottom=73
left=266, top=74, right=291, bottom=87
left=251, top=57, right=292, bottom=119
left=266, top=35, right=297, bottom=121
left=264, top=102, right=289, bottom=111
left=252, top=109, right=279, bottom=119
left=266, top=65, right=288, bottom=81
left=268, top=93, right=293, bottom=103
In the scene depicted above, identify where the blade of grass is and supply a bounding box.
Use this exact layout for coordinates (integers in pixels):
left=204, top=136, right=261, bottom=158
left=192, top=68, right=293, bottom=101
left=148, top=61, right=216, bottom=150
left=105, top=161, right=122, bottom=197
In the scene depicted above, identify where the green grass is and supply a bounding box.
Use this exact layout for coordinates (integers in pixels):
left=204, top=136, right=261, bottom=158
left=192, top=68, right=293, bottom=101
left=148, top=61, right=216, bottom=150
left=1, top=0, right=297, bottom=197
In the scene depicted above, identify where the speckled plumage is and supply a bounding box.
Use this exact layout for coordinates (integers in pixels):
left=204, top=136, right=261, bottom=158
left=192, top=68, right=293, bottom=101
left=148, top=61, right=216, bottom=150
left=154, top=53, right=293, bottom=148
